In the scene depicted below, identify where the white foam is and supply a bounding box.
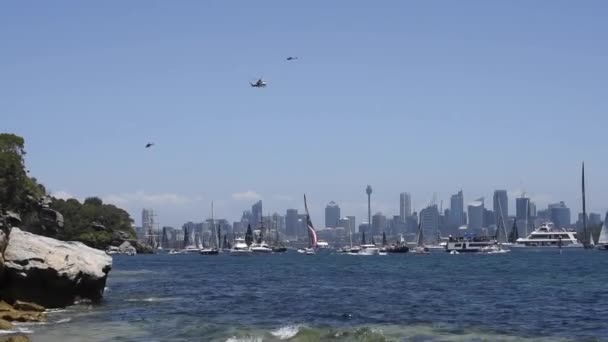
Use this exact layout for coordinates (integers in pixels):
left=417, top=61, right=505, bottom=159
left=45, top=308, right=68, bottom=314
left=270, top=325, right=300, bottom=340
left=0, top=327, right=34, bottom=334
left=124, top=297, right=177, bottom=303
left=225, top=337, right=262, bottom=342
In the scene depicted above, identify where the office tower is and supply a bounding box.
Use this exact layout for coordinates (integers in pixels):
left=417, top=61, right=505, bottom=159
left=286, top=209, right=299, bottom=238
left=449, top=191, right=464, bottom=228
left=399, top=192, right=412, bottom=223
left=297, top=214, right=308, bottom=241
left=549, top=201, right=571, bottom=228
left=516, top=197, right=531, bottom=221
left=420, top=204, right=439, bottom=243
left=484, top=208, right=495, bottom=227
left=589, top=213, right=602, bottom=226
left=251, top=200, right=263, bottom=227
left=467, top=199, right=484, bottom=232
left=372, top=212, right=387, bottom=236
left=493, top=190, right=508, bottom=226
left=142, top=208, right=154, bottom=234
left=325, top=201, right=341, bottom=228
left=346, top=216, right=356, bottom=233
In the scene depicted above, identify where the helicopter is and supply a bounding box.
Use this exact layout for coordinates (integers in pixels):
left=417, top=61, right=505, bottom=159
left=145, top=142, right=154, bottom=148
left=286, top=56, right=298, bottom=61
left=250, top=78, right=267, bottom=88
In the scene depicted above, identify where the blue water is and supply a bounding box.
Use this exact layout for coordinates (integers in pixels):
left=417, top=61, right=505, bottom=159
left=28, top=250, right=608, bottom=341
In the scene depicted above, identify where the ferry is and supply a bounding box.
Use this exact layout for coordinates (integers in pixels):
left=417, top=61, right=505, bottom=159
left=445, top=235, right=497, bottom=253
left=511, top=222, right=583, bottom=249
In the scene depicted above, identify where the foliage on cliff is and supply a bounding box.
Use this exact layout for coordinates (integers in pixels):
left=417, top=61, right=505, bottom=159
left=50, top=197, right=136, bottom=249
left=0, top=133, right=136, bottom=249
left=0, top=134, right=46, bottom=215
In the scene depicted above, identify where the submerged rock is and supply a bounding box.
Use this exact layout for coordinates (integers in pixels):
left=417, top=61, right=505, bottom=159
left=0, top=335, right=30, bottom=342
left=1, top=228, right=112, bottom=308
left=0, top=318, right=12, bottom=330
left=0, top=301, right=45, bottom=323
left=12, top=301, right=44, bottom=313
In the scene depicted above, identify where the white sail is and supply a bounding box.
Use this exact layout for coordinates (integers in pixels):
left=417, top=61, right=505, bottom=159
left=598, top=213, right=608, bottom=244
left=589, top=231, right=595, bottom=247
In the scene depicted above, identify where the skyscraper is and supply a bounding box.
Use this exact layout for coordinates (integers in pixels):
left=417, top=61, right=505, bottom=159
left=467, top=199, right=484, bottom=232
left=346, top=215, right=356, bottom=233
left=251, top=200, right=263, bottom=228
left=420, top=204, right=439, bottom=243
left=493, top=190, right=508, bottom=226
left=449, top=191, right=464, bottom=228
left=399, top=192, right=412, bottom=223
left=285, top=209, right=299, bottom=238
left=549, top=201, right=571, bottom=228
left=372, top=212, right=387, bottom=236
left=325, top=201, right=340, bottom=228
left=516, top=197, right=530, bottom=221
left=142, top=208, right=154, bottom=233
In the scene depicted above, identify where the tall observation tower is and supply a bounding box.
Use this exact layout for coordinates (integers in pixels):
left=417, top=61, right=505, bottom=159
left=366, top=185, right=372, bottom=234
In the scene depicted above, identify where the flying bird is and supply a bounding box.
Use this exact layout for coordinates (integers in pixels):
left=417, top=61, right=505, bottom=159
left=286, top=56, right=298, bottom=61
left=145, top=143, right=154, bottom=148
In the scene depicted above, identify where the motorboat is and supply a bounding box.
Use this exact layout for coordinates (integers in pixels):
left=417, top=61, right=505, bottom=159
left=199, top=248, right=219, bottom=255
left=230, top=238, right=252, bottom=255
left=511, top=222, right=583, bottom=249
left=411, top=246, right=430, bottom=254
left=182, top=246, right=201, bottom=254
left=445, top=235, right=497, bottom=253
left=251, top=242, right=273, bottom=253
left=358, top=244, right=380, bottom=255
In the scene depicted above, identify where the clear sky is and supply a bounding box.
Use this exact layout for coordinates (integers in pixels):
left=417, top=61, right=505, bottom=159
left=2, top=1, right=607, bottom=227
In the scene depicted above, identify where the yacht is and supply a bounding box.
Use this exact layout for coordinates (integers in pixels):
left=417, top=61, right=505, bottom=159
left=358, top=244, right=380, bottom=255
left=230, top=238, right=252, bottom=255
left=445, top=235, right=497, bottom=253
left=597, top=214, right=608, bottom=250
left=511, top=222, right=583, bottom=249
left=251, top=242, right=273, bottom=253
left=182, top=246, right=201, bottom=254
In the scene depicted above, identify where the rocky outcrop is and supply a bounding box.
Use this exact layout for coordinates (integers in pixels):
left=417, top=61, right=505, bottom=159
left=0, top=301, right=44, bottom=322
left=1, top=228, right=112, bottom=308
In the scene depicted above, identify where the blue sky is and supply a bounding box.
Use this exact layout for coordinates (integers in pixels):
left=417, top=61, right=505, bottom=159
left=2, top=1, right=607, bottom=227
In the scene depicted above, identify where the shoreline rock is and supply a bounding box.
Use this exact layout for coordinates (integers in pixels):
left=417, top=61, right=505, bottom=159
left=1, top=228, right=112, bottom=308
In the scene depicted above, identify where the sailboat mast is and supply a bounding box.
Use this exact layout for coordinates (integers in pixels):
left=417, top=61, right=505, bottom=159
left=211, top=201, right=217, bottom=249
left=582, top=162, right=588, bottom=246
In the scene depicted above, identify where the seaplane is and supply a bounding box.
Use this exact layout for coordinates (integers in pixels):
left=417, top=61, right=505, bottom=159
left=250, top=78, right=267, bottom=88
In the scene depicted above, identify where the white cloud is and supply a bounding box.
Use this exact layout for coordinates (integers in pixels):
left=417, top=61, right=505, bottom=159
left=231, top=191, right=262, bottom=201
left=103, top=191, right=193, bottom=206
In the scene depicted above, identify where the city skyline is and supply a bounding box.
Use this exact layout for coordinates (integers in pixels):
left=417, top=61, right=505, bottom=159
left=130, top=187, right=601, bottom=234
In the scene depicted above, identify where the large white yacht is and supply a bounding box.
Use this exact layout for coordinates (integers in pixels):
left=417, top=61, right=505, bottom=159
left=230, top=238, right=252, bottom=255
left=445, top=236, right=497, bottom=253
left=512, top=222, right=583, bottom=249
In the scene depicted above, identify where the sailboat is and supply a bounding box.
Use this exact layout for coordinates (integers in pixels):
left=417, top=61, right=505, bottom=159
left=411, top=220, right=430, bottom=254
left=582, top=162, right=594, bottom=249
left=597, top=213, right=608, bottom=250
left=297, top=194, right=318, bottom=255
left=271, top=219, right=287, bottom=253
left=200, top=202, right=219, bottom=255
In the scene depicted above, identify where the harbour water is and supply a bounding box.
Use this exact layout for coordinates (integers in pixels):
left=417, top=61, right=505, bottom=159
left=24, top=250, right=608, bottom=341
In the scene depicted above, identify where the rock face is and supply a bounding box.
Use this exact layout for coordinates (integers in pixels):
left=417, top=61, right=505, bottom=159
left=1, top=228, right=112, bottom=308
